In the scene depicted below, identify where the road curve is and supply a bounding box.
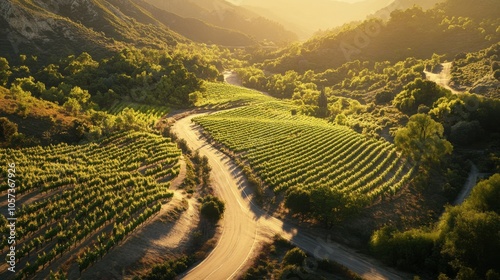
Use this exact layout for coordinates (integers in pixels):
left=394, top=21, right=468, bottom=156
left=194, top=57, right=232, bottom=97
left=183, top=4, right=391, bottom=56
left=172, top=114, right=259, bottom=280
left=172, top=112, right=410, bottom=280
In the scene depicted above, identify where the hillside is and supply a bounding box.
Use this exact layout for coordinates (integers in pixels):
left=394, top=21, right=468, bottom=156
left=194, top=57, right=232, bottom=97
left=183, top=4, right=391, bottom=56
left=132, top=0, right=257, bottom=46
left=230, top=0, right=394, bottom=39
left=370, top=0, right=443, bottom=19
left=0, top=0, right=181, bottom=61
left=262, top=0, right=500, bottom=73
left=144, top=0, right=298, bottom=44
left=0, top=0, right=258, bottom=63
left=0, top=86, right=84, bottom=146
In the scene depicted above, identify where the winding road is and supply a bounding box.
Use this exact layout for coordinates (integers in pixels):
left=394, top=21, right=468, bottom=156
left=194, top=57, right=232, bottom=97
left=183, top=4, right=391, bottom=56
left=172, top=73, right=411, bottom=280
left=172, top=114, right=408, bottom=280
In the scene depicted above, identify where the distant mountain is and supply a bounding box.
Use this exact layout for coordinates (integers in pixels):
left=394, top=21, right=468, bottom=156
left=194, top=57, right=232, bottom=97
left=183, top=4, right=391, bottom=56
left=143, top=0, right=298, bottom=44
left=228, top=0, right=394, bottom=39
left=0, top=0, right=258, bottom=62
left=370, top=0, right=443, bottom=19
left=134, top=0, right=256, bottom=46
left=263, top=0, right=500, bottom=73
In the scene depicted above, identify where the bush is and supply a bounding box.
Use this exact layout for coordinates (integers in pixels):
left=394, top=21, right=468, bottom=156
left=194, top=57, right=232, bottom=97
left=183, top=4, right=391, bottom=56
left=282, top=248, right=306, bottom=266
left=200, top=195, right=225, bottom=221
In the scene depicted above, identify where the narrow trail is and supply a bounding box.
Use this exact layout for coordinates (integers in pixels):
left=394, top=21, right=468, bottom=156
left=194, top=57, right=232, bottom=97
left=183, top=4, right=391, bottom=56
left=453, top=163, right=490, bottom=206
left=173, top=72, right=411, bottom=280
left=424, top=62, right=460, bottom=94
left=454, top=163, right=479, bottom=205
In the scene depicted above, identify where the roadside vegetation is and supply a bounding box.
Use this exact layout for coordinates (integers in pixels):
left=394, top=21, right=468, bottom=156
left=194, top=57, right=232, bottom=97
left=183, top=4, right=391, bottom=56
left=242, top=235, right=362, bottom=280
left=370, top=174, right=500, bottom=279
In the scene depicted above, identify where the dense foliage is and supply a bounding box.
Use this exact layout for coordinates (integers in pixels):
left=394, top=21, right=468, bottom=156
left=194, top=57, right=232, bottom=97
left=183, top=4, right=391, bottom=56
left=0, top=45, right=225, bottom=112
left=242, top=235, right=362, bottom=280
left=141, top=256, right=192, bottom=280
left=260, top=1, right=500, bottom=73
left=0, top=132, right=180, bottom=278
left=395, top=114, right=453, bottom=169
left=370, top=174, right=500, bottom=279
left=200, top=195, right=226, bottom=222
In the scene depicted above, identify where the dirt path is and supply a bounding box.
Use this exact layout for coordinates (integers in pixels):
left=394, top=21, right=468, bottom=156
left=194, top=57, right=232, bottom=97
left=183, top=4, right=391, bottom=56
left=223, top=70, right=243, bottom=87
left=453, top=163, right=490, bottom=205
left=172, top=116, right=262, bottom=280
left=424, top=62, right=460, bottom=94
left=223, top=71, right=273, bottom=97
left=173, top=114, right=410, bottom=279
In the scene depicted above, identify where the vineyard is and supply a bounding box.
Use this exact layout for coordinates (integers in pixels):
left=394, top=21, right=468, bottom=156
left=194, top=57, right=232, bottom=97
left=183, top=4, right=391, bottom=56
left=196, top=82, right=274, bottom=108
left=194, top=102, right=414, bottom=205
left=0, top=132, right=181, bottom=279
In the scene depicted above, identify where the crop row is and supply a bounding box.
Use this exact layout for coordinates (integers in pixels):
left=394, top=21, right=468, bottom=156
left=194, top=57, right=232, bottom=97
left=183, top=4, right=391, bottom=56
left=0, top=132, right=180, bottom=278
left=194, top=102, right=413, bottom=204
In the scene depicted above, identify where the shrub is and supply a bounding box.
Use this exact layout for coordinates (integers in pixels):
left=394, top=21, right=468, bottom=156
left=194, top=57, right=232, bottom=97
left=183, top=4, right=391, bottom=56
left=282, top=248, right=306, bottom=266
left=200, top=195, right=225, bottom=221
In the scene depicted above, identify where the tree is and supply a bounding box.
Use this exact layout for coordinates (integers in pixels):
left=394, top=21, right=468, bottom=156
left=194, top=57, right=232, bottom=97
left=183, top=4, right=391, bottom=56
left=394, top=114, right=452, bottom=169
left=285, top=186, right=311, bottom=215
left=63, top=98, right=81, bottom=116
left=316, top=88, right=328, bottom=117
left=309, top=186, right=348, bottom=228
left=464, top=173, right=500, bottom=214
left=0, top=117, right=18, bottom=144
left=393, top=79, right=450, bottom=114
left=200, top=196, right=225, bottom=222
left=0, top=57, right=11, bottom=86
left=283, top=248, right=307, bottom=266
left=441, top=207, right=500, bottom=277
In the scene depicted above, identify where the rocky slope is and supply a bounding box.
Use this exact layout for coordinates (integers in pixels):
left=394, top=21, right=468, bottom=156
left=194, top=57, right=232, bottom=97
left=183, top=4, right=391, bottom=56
left=0, top=0, right=257, bottom=62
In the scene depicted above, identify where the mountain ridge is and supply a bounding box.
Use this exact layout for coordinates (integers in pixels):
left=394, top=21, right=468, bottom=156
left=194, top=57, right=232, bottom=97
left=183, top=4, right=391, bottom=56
left=0, top=0, right=260, bottom=62
left=143, top=0, right=298, bottom=44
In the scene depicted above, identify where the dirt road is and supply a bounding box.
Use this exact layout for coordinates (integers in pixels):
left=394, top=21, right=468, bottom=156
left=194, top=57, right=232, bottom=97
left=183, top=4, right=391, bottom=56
left=173, top=115, right=260, bottom=280
left=172, top=113, right=410, bottom=279
left=424, top=62, right=459, bottom=94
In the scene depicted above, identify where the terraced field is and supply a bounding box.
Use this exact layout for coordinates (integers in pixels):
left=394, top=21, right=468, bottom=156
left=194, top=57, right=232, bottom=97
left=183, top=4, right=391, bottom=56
left=0, top=132, right=180, bottom=278
left=194, top=102, right=414, bottom=204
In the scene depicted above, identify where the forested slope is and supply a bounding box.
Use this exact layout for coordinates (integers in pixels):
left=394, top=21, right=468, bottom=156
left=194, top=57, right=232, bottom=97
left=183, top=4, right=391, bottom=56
left=262, top=0, right=500, bottom=73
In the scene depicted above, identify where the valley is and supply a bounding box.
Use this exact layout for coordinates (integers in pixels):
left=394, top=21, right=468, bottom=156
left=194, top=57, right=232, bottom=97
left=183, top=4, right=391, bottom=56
left=0, top=0, right=499, bottom=279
